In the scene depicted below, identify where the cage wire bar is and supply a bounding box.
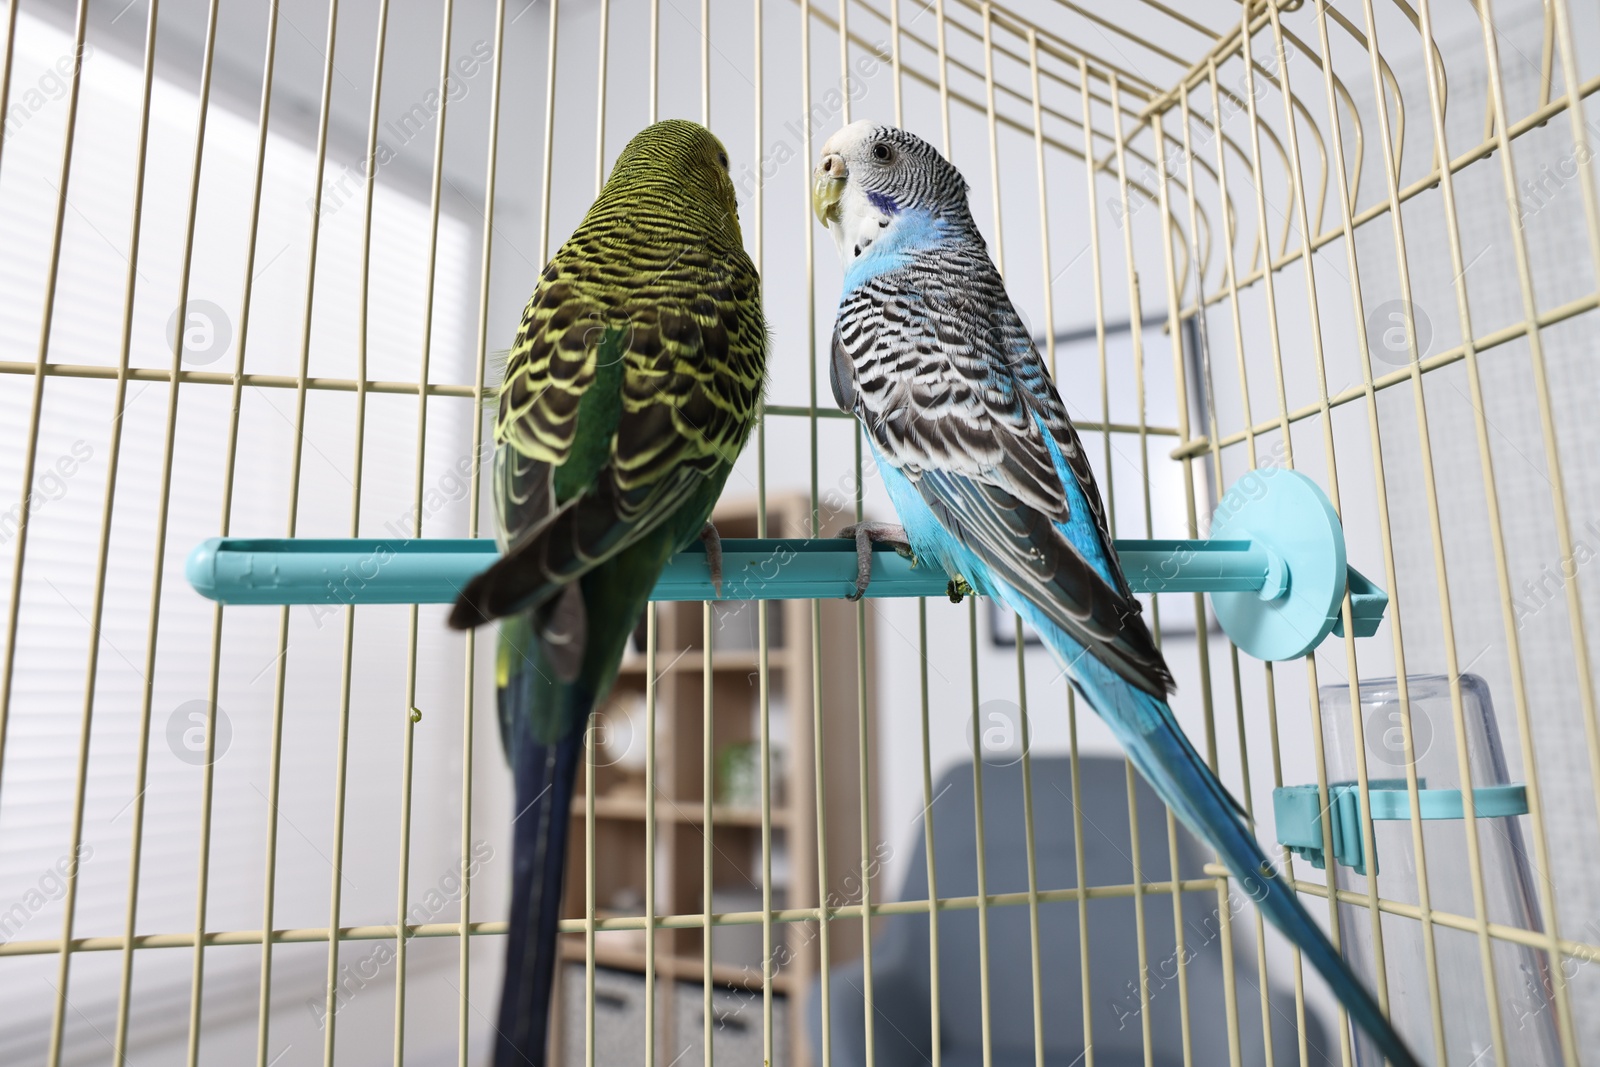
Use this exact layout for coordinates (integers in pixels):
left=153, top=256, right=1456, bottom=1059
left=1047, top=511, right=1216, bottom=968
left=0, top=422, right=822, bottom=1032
left=0, top=1, right=1597, bottom=1067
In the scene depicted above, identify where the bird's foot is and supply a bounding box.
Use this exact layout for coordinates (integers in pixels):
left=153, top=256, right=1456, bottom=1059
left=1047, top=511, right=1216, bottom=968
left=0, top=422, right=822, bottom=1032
left=946, top=575, right=974, bottom=603
left=838, top=522, right=913, bottom=601
left=699, top=522, right=724, bottom=599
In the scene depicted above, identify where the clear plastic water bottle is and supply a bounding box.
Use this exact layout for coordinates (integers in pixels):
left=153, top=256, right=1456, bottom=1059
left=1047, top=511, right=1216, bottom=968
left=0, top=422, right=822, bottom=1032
left=1316, top=673, right=1561, bottom=1066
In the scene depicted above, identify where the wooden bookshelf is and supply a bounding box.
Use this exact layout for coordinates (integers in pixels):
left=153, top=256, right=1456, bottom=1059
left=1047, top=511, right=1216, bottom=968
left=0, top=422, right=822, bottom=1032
left=551, top=492, right=876, bottom=1067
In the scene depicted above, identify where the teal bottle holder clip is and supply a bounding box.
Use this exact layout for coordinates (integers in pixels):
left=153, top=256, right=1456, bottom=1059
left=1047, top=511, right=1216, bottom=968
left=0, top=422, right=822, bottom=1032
left=184, top=469, right=1386, bottom=662
left=1272, top=778, right=1529, bottom=875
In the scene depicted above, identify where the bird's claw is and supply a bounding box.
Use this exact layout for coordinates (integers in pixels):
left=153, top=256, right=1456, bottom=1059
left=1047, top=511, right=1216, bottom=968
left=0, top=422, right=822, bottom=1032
left=700, top=522, right=723, bottom=599
left=839, top=522, right=912, bottom=601
left=946, top=576, right=973, bottom=603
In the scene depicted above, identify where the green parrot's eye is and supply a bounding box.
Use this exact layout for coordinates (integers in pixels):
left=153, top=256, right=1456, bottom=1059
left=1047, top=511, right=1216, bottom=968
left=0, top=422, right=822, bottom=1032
left=717, top=149, right=729, bottom=169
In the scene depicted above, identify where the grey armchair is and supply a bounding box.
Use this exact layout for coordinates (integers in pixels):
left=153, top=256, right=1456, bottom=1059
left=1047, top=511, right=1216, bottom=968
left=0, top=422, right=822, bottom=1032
left=808, top=755, right=1327, bottom=1066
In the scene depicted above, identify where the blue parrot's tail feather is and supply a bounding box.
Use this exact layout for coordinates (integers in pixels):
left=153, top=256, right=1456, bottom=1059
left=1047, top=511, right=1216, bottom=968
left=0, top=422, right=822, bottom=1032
left=495, top=653, right=589, bottom=1067
left=1040, top=613, right=1422, bottom=1067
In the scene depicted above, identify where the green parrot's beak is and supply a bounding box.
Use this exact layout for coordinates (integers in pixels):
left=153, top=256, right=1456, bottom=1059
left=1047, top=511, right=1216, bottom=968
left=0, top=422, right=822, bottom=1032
left=812, top=154, right=847, bottom=227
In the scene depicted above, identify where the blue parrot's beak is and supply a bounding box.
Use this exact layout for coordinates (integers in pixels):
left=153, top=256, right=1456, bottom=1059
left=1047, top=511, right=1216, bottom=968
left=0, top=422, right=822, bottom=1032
left=812, top=153, right=847, bottom=227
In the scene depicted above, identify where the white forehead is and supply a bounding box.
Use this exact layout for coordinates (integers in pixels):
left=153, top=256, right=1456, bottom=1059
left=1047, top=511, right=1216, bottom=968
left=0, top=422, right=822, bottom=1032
left=819, top=120, right=880, bottom=158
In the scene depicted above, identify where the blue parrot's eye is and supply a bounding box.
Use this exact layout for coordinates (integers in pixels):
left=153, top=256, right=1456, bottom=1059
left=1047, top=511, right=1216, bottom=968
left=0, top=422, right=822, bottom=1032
left=872, top=142, right=893, bottom=163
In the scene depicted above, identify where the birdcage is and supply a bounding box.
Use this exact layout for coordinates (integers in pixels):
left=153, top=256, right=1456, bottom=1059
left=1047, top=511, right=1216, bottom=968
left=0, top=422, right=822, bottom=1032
left=1, top=0, right=1597, bottom=1065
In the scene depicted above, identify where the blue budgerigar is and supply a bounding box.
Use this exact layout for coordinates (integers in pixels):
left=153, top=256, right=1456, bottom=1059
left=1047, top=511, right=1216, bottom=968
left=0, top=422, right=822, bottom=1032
left=812, top=120, right=1420, bottom=1067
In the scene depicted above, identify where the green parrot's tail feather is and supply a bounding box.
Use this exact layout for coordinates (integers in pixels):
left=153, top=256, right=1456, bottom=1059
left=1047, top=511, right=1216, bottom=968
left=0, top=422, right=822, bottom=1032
left=495, top=637, right=589, bottom=1067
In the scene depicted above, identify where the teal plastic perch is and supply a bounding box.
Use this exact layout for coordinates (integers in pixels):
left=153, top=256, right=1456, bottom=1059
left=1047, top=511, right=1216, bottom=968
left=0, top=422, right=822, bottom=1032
left=183, top=469, right=1387, bottom=662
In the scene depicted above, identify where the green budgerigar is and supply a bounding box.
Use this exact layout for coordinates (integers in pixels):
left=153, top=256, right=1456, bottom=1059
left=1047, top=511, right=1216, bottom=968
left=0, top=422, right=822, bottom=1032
left=448, top=120, right=766, bottom=1066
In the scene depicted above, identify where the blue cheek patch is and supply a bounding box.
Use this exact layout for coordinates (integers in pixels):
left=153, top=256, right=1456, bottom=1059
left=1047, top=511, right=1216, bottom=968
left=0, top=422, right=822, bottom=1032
left=866, top=191, right=900, bottom=216
left=840, top=207, right=945, bottom=295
